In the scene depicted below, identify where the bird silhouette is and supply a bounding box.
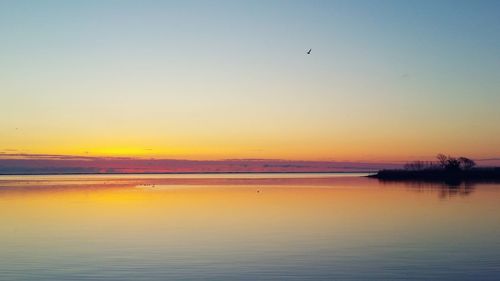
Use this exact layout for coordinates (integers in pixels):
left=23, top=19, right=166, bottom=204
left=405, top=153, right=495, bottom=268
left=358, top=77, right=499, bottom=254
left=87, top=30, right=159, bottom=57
left=306, top=49, right=312, bottom=55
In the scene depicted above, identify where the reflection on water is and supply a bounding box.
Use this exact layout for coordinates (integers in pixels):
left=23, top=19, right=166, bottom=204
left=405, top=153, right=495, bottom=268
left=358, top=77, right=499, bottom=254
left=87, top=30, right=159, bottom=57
left=377, top=180, right=477, bottom=198
left=1, top=174, right=500, bottom=281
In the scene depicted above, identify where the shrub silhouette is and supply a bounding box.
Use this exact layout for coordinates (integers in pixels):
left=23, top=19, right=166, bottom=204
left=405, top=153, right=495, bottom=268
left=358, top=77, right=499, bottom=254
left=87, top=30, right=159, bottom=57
left=458, top=157, right=476, bottom=170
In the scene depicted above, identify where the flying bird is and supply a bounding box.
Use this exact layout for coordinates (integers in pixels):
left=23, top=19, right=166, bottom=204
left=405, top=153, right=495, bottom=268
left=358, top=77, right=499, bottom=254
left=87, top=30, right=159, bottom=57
left=306, top=49, right=312, bottom=55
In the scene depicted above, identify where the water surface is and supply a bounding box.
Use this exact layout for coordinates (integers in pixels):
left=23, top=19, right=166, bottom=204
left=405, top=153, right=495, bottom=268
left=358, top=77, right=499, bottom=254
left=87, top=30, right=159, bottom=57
left=1, top=174, right=499, bottom=280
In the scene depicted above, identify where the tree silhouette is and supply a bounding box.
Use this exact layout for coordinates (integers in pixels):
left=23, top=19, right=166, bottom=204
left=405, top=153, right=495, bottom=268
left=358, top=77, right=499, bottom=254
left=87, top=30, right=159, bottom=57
left=458, top=157, right=476, bottom=170
left=436, top=154, right=474, bottom=171
left=437, top=154, right=448, bottom=168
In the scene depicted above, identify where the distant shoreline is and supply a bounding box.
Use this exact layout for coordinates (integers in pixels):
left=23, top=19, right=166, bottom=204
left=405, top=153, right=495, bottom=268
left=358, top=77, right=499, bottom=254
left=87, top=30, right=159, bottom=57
left=369, top=167, right=500, bottom=183
left=0, top=171, right=377, bottom=176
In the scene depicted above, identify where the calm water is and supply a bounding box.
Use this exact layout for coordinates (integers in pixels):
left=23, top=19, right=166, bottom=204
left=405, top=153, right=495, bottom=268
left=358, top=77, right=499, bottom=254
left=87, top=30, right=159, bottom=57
left=1, top=174, right=499, bottom=281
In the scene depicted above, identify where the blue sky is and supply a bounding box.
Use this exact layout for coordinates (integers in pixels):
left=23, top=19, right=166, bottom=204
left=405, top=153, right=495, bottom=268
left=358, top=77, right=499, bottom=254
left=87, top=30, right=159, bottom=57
left=1, top=0, right=499, bottom=161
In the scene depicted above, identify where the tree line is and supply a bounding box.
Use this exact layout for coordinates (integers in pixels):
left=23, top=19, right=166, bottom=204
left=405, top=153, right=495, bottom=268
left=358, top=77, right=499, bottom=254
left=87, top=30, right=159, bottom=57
left=404, top=154, right=476, bottom=171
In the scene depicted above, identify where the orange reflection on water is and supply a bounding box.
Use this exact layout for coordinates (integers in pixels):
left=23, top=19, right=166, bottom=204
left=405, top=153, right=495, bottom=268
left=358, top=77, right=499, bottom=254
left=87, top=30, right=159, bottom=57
left=1, top=175, right=500, bottom=281
left=1, top=176, right=499, bottom=241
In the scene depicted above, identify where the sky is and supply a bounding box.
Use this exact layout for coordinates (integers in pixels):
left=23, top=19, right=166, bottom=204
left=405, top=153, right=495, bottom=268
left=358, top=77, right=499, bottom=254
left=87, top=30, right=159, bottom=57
left=1, top=0, right=499, bottom=163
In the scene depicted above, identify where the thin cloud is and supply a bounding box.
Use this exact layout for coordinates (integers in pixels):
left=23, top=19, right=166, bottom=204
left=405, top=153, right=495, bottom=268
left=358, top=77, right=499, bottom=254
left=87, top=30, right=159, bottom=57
left=0, top=153, right=401, bottom=174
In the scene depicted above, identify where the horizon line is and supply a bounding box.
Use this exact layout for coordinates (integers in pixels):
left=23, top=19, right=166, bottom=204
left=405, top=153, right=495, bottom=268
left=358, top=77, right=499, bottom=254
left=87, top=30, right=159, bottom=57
left=2, top=152, right=498, bottom=163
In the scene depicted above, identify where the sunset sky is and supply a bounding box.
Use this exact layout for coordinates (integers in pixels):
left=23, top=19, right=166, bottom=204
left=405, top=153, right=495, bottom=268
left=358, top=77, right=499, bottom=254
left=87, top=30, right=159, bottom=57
left=1, top=0, right=499, bottom=163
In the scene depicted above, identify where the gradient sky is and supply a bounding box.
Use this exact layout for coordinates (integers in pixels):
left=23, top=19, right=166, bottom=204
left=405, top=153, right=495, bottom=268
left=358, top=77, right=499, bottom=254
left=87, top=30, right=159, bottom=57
left=1, top=0, right=499, bottom=161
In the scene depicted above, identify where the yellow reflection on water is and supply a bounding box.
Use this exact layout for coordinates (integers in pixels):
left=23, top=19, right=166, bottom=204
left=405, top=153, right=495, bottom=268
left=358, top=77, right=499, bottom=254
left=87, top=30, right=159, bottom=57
left=1, top=175, right=500, bottom=280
